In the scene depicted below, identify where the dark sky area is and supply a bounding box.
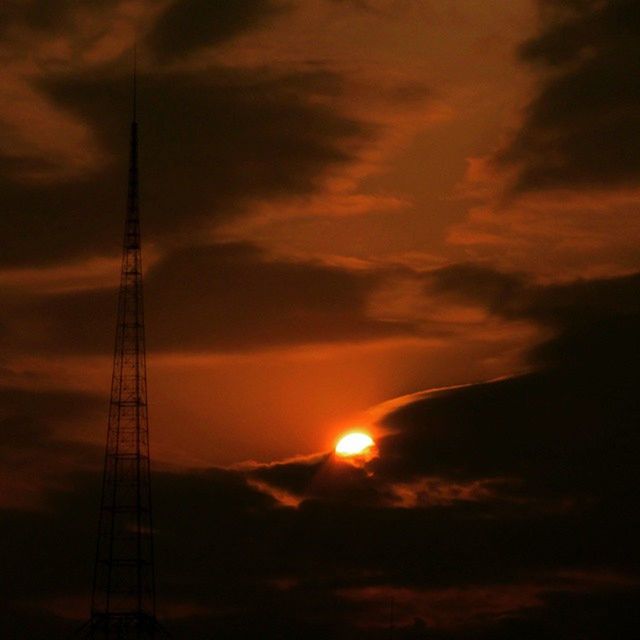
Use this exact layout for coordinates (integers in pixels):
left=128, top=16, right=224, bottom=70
left=1, top=1, right=639, bottom=637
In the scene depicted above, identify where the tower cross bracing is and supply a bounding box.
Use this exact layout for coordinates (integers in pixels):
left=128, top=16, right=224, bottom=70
left=84, top=61, right=161, bottom=640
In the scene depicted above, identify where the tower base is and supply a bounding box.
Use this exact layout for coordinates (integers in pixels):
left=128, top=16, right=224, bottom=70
left=75, top=612, right=169, bottom=639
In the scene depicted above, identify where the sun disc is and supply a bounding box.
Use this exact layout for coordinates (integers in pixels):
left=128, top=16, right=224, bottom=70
left=335, top=432, right=375, bottom=457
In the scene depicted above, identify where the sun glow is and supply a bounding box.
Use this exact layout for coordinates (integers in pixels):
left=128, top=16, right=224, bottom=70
left=335, top=432, right=375, bottom=457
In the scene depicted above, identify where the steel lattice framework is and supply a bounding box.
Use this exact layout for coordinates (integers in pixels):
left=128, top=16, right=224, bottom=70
left=83, top=70, right=160, bottom=639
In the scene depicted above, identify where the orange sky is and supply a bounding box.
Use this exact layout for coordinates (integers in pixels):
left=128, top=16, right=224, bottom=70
left=3, top=2, right=640, bottom=637
left=0, top=0, right=637, bottom=471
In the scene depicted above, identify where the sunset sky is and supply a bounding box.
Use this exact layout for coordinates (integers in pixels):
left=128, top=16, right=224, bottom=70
left=1, top=1, right=639, bottom=637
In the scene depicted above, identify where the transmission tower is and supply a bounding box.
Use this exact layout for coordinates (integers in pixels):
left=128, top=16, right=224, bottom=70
left=82, top=58, right=162, bottom=640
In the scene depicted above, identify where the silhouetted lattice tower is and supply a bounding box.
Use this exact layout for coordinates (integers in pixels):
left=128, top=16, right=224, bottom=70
left=84, top=61, right=161, bottom=640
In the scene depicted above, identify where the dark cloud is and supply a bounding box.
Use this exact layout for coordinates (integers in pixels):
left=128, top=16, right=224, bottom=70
left=0, top=0, right=115, bottom=37
left=248, top=455, right=326, bottom=495
left=0, top=386, right=103, bottom=510
left=471, top=587, right=640, bottom=640
left=195, top=267, right=639, bottom=632
left=144, top=243, right=411, bottom=351
left=147, top=0, right=287, bottom=62
left=0, top=386, right=101, bottom=441
left=3, top=262, right=640, bottom=639
left=0, top=64, right=370, bottom=266
left=249, top=453, right=394, bottom=505
left=0, top=242, right=412, bottom=354
left=327, top=0, right=385, bottom=13
left=3, top=262, right=640, bottom=640
left=426, top=261, right=639, bottom=327
left=496, top=0, right=640, bottom=192
left=381, top=264, right=640, bottom=520
left=426, top=264, right=640, bottom=371
left=2, top=460, right=372, bottom=638
left=425, top=263, right=526, bottom=314
left=378, top=366, right=640, bottom=503
left=0, top=386, right=103, bottom=465
left=3, top=460, right=638, bottom=638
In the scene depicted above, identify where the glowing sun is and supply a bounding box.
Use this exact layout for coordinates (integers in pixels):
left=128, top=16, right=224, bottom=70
left=335, top=432, right=375, bottom=457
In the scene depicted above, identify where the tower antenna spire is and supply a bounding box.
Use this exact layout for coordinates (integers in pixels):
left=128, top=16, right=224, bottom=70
left=80, top=43, right=166, bottom=640
left=133, top=44, right=137, bottom=123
